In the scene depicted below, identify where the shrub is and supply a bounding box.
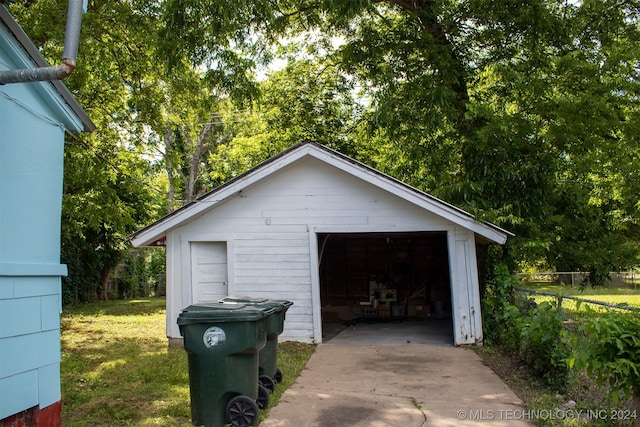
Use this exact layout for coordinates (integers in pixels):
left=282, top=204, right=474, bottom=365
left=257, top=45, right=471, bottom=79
left=520, top=300, right=571, bottom=389
left=482, top=265, right=570, bottom=390
left=570, top=307, right=640, bottom=405
left=482, top=264, right=523, bottom=349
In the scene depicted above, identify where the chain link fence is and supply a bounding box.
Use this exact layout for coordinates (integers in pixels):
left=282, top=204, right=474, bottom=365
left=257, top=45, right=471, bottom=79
left=515, top=272, right=640, bottom=325
left=517, top=271, right=640, bottom=289
left=517, top=287, right=640, bottom=314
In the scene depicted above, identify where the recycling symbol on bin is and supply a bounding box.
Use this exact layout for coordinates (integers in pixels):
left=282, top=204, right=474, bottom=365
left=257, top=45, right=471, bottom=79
left=203, top=326, right=226, bottom=348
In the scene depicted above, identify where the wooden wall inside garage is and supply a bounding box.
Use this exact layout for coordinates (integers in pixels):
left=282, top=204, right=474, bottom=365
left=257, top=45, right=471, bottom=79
left=318, top=232, right=450, bottom=319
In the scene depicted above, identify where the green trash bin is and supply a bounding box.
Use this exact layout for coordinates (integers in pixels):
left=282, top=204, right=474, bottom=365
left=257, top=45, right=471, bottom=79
left=177, top=303, right=276, bottom=427
left=219, top=297, right=293, bottom=390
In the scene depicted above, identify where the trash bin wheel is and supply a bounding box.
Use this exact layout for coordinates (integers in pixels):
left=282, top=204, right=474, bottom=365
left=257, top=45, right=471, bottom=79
left=259, top=375, right=275, bottom=392
left=226, top=395, right=259, bottom=427
left=256, top=384, right=270, bottom=410
left=274, top=368, right=283, bottom=384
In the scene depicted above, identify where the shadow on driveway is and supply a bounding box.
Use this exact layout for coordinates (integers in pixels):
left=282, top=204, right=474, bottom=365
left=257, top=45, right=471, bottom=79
left=261, top=321, right=532, bottom=426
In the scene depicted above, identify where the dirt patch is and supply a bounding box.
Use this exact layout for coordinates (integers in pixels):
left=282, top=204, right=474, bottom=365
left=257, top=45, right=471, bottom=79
left=474, top=346, right=639, bottom=427
left=474, top=346, right=551, bottom=406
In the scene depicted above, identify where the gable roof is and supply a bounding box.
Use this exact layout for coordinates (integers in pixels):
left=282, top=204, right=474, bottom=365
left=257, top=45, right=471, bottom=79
left=0, top=4, right=95, bottom=132
left=132, top=142, right=512, bottom=247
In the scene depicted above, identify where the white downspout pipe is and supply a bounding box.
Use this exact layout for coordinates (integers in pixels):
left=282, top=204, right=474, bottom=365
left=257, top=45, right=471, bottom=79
left=0, top=0, right=84, bottom=84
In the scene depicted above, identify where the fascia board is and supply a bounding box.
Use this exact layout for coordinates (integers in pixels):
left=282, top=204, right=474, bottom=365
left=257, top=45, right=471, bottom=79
left=131, top=147, right=313, bottom=247
left=132, top=142, right=511, bottom=246
left=305, top=146, right=511, bottom=244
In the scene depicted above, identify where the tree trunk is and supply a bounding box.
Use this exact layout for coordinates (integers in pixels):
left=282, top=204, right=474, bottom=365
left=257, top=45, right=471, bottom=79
left=164, top=128, right=176, bottom=213
left=385, top=0, right=470, bottom=122
left=184, top=113, right=221, bottom=203
left=97, top=266, right=112, bottom=301
left=185, top=121, right=214, bottom=203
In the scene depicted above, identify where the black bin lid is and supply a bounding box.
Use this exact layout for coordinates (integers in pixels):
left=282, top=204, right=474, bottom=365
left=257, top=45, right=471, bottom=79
left=177, top=302, right=275, bottom=326
left=220, top=296, right=293, bottom=311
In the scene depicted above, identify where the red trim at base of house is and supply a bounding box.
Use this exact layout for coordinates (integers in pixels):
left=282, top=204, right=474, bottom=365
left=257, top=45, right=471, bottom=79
left=34, top=401, right=61, bottom=427
left=0, top=401, right=61, bottom=427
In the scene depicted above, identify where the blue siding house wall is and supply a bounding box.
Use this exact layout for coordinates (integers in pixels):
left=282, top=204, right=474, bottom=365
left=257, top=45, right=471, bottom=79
left=0, top=4, right=94, bottom=425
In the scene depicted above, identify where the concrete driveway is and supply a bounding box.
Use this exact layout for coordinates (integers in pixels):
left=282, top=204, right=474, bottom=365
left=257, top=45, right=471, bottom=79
left=260, top=320, right=532, bottom=427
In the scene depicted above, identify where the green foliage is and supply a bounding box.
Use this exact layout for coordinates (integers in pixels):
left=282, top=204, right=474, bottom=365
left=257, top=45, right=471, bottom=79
left=520, top=301, right=571, bottom=389
left=8, top=0, right=640, bottom=300
left=60, top=137, right=158, bottom=303
left=257, top=60, right=360, bottom=153
left=483, top=266, right=571, bottom=389
left=114, top=249, right=165, bottom=299
left=482, top=264, right=523, bottom=348
left=207, top=59, right=362, bottom=184
left=570, top=308, right=640, bottom=404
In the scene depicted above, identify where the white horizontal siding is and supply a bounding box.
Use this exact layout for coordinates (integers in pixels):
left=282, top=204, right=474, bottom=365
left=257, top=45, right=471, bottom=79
left=168, top=157, right=470, bottom=343
left=235, top=246, right=309, bottom=255
left=232, top=228, right=312, bottom=343
left=184, top=224, right=310, bottom=235
left=235, top=238, right=308, bottom=247
left=185, top=160, right=444, bottom=232
left=236, top=269, right=310, bottom=277
left=235, top=277, right=311, bottom=286
left=235, top=254, right=311, bottom=263
left=232, top=262, right=309, bottom=271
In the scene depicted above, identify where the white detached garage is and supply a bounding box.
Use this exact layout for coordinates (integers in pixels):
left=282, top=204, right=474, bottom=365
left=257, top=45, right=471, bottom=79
left=131, top=141, right=511, bottom=346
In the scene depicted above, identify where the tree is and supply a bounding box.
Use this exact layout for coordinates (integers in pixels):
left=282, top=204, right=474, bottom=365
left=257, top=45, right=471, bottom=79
left=460, top=0, right=640, bottom=280
left=160, top=0, right=640, bottom=279
left=7, top=0, right=164, bottom=301
left=202, top=59, right=363, bottom=186
left=155, top=79, right=227, bottom=212
left=8, top=0, right=266, bottom=300
left=9, top=0, right=640, bottom=296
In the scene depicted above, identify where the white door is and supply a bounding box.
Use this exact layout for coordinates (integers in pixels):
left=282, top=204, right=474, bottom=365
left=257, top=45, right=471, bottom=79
left=191, top=242, right=228, bottom=303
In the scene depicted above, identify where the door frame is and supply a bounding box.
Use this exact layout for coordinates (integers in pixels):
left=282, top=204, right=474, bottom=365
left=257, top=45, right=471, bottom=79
left=309, top=225, right=457, bottom=344
left=181, top=233, right=236, bottom=305
left=190, top=241, right=229, bottom=303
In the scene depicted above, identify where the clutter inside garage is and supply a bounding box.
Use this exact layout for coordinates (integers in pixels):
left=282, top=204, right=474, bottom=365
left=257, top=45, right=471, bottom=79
left=318, top=232, right=452, bottom=324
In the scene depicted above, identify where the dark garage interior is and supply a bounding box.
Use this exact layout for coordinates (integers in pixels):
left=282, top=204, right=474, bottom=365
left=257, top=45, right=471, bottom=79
left=318, top=232, right=453, bottom=328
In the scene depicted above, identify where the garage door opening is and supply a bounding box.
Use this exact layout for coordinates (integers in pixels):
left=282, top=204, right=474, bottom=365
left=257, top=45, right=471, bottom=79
left=317, top=232, right=454, bottom=343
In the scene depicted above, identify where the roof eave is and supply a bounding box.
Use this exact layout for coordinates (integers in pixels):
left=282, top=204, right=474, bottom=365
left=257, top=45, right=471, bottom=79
left=0, top=4, right=95, bottom=132
left=130, top=142, right=513, bottom=247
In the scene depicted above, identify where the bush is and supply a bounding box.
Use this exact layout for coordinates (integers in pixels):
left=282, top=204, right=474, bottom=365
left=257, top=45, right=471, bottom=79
left=482, top=264, right=570, bottom=390
left=570, top=307, right=640, bottom=405
left=520, top=300, right=571, bottom=389
left=482, top=264, right=523, bottom=349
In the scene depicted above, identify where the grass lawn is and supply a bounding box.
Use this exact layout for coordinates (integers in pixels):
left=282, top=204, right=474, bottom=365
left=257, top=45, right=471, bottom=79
left=519, top=282, right=640, bottom=309
left=61, top=298, right=315, bottom=426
